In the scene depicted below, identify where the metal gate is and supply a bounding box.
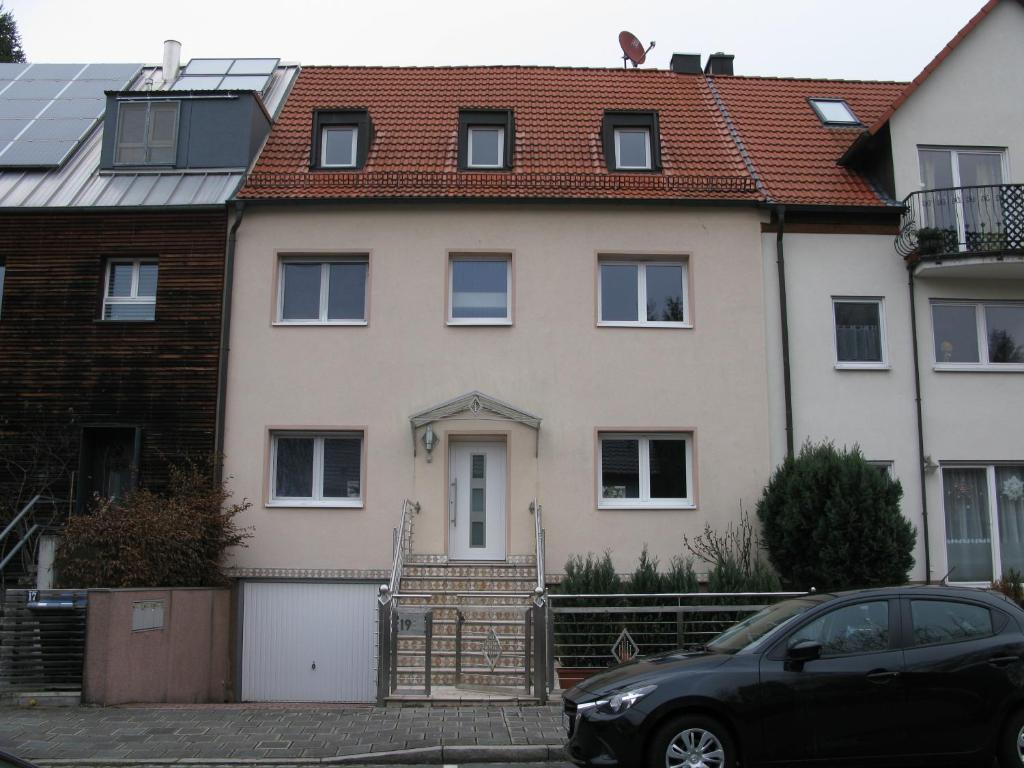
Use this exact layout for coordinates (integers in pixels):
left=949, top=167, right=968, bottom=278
left=0, top=589, right=87, bottom=693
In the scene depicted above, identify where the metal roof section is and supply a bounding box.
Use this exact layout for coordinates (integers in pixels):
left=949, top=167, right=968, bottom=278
left=0, top=60, right=299, bottom=208
left=0, top=62, right=142, bottom=169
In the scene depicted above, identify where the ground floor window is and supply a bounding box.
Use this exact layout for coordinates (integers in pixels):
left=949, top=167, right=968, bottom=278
left=77, top=426, right=141, bottom=511
left=943, top=464, right=1024, bottom=582
left=598, top=431, right=693, bottom=509
left=270, top=431, right=363, bottom=507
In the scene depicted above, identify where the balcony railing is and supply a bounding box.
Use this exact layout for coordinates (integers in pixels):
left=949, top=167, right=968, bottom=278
left=896, top=183, right=1024, bottom=259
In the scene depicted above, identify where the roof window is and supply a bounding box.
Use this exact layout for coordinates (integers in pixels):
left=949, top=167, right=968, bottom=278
left=311, top=109, right=373, bottom=170
left=602, top=111, right=661, bottom=172
left=809, top=99, right=860, bottom=126
left=458, top=110, right=514, bottom=170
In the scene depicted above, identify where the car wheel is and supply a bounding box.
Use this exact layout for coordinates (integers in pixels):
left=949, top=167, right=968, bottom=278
left=999, top=708, right=1024, bottom=767
left=650, top=715, right=735, bottom=768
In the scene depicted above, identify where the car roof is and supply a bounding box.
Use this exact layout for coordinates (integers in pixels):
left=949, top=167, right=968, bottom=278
left=813, top=584, right=1023, bottom=611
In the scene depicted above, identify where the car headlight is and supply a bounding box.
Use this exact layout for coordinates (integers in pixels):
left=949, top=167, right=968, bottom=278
left=578, top=683, right=657, bottom=715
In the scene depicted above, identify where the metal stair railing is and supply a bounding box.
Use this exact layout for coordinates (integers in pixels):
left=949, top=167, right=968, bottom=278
left=0, top=495, right=44, bottom=575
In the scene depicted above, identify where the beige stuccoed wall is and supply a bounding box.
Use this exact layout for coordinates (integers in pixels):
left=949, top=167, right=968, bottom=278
left=762, top=232, right=929, bottom=582
left=889, top=0, right=1024, bottom=199
left=223, top=203, right=771, bottom=577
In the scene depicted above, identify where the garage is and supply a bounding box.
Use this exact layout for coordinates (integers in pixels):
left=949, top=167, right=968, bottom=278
left=240, top=581, right=379, bottom=702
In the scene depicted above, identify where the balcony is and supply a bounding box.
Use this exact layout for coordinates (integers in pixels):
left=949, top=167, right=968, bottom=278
left=896, top=184, right=1024, bottom=272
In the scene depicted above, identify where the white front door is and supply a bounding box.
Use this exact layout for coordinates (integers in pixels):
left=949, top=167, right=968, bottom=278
left=449, top=441, right=507, bottom=561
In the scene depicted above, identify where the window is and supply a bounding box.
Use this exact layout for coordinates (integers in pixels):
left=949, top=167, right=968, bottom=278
left=102, top=259, right=158, bottom=321
left=114, top=101, right=179, bottom=165
left=943, top=464, right=1024, bottom=583
left=808, top=99, right=860, bottom=126
left=833, top=298, right=887, bottom=367
left=277, top=258, right=368, bottom=324
left=599, top=260, right=688, bottom=326
left=918, top=148, right=1006, bottom=244
left=931, top=301, right=1024, bottom=369
left=910, top=600, right=993, bottom=647
left=602, top=111, right=661, bottom=172
left=599, top=432, right=693, bottom=509
left=867, top=461, right=895, bottom=479
left=270, top=431, right=363, bottom=507
left=787, top=601, right=890, bottom=657
left=458, top=110, right=514, bottom=170
left=448, top=255, right=511, bottom=325
left=77, top=426, right=141, bottom=512
left=311, top=110, right=372, bottom=170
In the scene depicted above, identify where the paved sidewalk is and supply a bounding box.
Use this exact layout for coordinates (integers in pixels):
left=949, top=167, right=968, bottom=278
left=0, top=704, right=566, bottom=764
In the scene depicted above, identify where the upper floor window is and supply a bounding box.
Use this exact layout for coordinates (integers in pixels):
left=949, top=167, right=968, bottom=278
left=448, top=254, right=512, bottom=325
left=103, top=259, right=158, bottom=321
left=458, top=110, right=514, bottom=170
left=602, top=111, right=660, bottom=172
left=833, top=297, right=887, bottom=368
left=808, top=98, right=860, bottom=126
left=599, top=432, right=693, bottom=509
left=599, top=259, right=688, bottom=327
left=932, top=301, right=1024, bottom=369
left=114, top=101, right=179, bottom=166
left=312, top=109, right=372, bottom=170
left=277, top=257, right=368, bottom=325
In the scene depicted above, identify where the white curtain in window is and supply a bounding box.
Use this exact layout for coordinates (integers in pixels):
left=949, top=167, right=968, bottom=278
left=998, top=467, right=1024, bottom=575
left=836, top=324, right=880, bottom=362
left=943, top=468, right=993, bottom=582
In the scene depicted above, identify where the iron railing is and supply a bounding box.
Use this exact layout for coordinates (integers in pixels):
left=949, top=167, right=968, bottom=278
left=531, top=499, right=545, bottom=597
left=385, top=499, right=419, bottom=600
left=896, top=183, right=1024, bottom=259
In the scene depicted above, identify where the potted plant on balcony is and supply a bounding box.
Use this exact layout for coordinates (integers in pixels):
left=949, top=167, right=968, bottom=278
left=915, top=227, right=954, bottom=256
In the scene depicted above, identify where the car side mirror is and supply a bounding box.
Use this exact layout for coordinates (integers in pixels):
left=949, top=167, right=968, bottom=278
left=786, top=640, right=823, bottom=665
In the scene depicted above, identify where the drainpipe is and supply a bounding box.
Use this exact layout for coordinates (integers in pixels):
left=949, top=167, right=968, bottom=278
left=907, top=265, right=932, bottom=583
left=214, top=201, right=246, bottom=482
left=775, top=205, right=795, bottom=459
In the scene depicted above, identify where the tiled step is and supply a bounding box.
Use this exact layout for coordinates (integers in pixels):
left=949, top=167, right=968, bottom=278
left=397, top=670, right=530, bottom=688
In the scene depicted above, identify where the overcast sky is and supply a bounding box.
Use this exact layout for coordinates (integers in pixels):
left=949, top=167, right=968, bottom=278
left=7, top=0, right=981, bottom=81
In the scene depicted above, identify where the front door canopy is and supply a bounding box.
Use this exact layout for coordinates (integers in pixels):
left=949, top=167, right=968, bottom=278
left=409, top=391, right=541, bottom=456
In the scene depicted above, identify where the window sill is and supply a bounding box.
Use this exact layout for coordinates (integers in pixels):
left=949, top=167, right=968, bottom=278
left=598, top=502, right=696, bottom=511
left=267, top=500, right=363, bottom=509
left=598, top=321, right=691, bottom=329
left=95, top=318, right=156, bottom=324
left=273, top=320, right=368, bottom=327
left=835, top=362, right=890, bottom=371
left=447, top=319, right=513, bottom=326
left=933, top=364, right=1024, bottom=373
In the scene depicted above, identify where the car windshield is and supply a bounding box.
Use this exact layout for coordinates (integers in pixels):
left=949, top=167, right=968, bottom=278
left=706, top=598, right=822, bottom=653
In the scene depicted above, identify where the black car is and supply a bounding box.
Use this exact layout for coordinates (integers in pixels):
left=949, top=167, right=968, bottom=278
left=564, top=586, right=1024, bottom=768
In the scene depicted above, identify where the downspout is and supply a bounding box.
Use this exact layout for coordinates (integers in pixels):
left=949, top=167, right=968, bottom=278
left=214, top=200, right=246, bottom=482
left=907, top=265, right=932, bottom=583
left=775, top=205, right=795, bottom=459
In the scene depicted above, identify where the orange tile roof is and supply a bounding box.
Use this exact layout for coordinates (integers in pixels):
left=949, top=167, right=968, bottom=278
left=710, top=76, right=907, bottom=207
left=240, top=66, right=760, bottom=202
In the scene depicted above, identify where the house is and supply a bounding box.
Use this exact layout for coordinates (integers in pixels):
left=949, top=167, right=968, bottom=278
left=0, top=44, right=298, bottom=587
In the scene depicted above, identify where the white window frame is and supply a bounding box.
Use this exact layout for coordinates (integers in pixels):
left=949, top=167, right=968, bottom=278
left=320, top=125, right=358, bottom=169
left=832, top=296, right=889, bottom=370
left=917, top=146, right=1008, bottom=190
left=447, top=254, right=512, bottom=326
left=467, top=126, right=505, bottom=169
left=276, top=257, right=369, bottom=326
left=269, top=431, right=364, bottom=508
left=613, top=127, right=652, bottom=170
left=114, top=101, right=179, bottom=166
left=867, top=460, right=895, bottom=479
left=598, top=432, right=694, bottom=510
left=931, top=300, right=1024, bottom=372
left=102, top=258, right=157, bottom=321
left=598, top=260, right=690, bottom=328
left=809, top=98, right=860, bottom=126
left=941, top=463, right=1024, bottom=587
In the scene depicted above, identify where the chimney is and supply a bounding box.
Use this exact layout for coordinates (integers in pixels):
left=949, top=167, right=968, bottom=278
left=669, top=53, right=702, bottom=75
left=704, top=52, right=735, bottom=76
left=162, top=39, right=182, bottom=84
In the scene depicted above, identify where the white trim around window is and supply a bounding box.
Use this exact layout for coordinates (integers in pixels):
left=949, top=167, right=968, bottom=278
left=832, top=296, right=889, bottom=370
left=931, top=300, right=1024, bottom=372
left=320, top=125, right=358, bottom=168
left=613, top=127, right=652, bottom=170
left=598, top=431, right=694, bottom=510
left=598, top=259, right=690, bottom=327
left=102, top=258, right=158, bottom=321
left=447, top=254, right=513, bottom=326
left=467, top=126, right=505, bottom=169
left=269, top=431, right=365, bottom=508
left=276, top=257, right=369, bottom=325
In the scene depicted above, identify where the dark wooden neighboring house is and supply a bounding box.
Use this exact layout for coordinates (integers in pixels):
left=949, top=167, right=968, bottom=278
left=0, top=53, right=297, bottom=585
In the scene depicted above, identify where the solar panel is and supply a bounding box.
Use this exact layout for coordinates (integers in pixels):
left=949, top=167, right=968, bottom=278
left=0, top=62, right=142, bottom=168
left=170, top=58, right=279, bottom=93
left=228, top=59, right=277, bottom=75
left=182, top=59, right=233, bottom=75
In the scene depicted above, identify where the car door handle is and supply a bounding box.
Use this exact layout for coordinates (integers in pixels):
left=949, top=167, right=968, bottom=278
left=989, top=655, right=1020, bottom=667
left=866, top=669, right=901, bottom=683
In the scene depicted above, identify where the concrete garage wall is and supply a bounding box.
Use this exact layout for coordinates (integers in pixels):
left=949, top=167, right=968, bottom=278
left=83, top=588, right=230, bottom=705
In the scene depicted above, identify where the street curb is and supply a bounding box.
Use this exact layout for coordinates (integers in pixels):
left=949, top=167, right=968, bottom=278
left=34, top=744, right=567, bottom=767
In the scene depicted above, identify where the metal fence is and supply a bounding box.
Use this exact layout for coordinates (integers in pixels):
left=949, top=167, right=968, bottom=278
left=0, top=589, right=88, bottom=693
left=896, top=183, right=1024, bottom=258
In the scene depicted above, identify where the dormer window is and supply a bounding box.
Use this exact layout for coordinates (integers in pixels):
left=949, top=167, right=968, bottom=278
left=602, top=111, right=661, bottom=172
left=458, top=110, right=514, bottom=170
left=312, top=109, right=372, bottom=170
left=114, top=101, right=179, bottom=166
left=809, top=98, right=860, bottom=126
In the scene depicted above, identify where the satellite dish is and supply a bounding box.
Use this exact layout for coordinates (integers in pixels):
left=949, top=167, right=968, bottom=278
left=619, top=31, right=655, bottom=68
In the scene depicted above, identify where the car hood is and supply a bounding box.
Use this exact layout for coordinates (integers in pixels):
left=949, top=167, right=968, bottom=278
left=566, top=649, right=732, bottom=699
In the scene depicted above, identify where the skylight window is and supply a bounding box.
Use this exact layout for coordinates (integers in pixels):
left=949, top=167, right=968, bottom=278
left=809, top=99, right=860, bottom=126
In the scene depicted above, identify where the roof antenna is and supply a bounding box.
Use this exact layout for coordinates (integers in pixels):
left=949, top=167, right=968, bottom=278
left=619, top=31, right=655, bottom=68
left=939, top=566, right=956, bottom=586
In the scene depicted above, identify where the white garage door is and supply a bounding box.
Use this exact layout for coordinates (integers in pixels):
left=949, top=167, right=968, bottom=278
left=241, top=581, right=378, bottom=702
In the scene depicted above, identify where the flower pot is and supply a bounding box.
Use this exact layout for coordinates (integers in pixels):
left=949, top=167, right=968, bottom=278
left=556, top=666, right=603, bottom=690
